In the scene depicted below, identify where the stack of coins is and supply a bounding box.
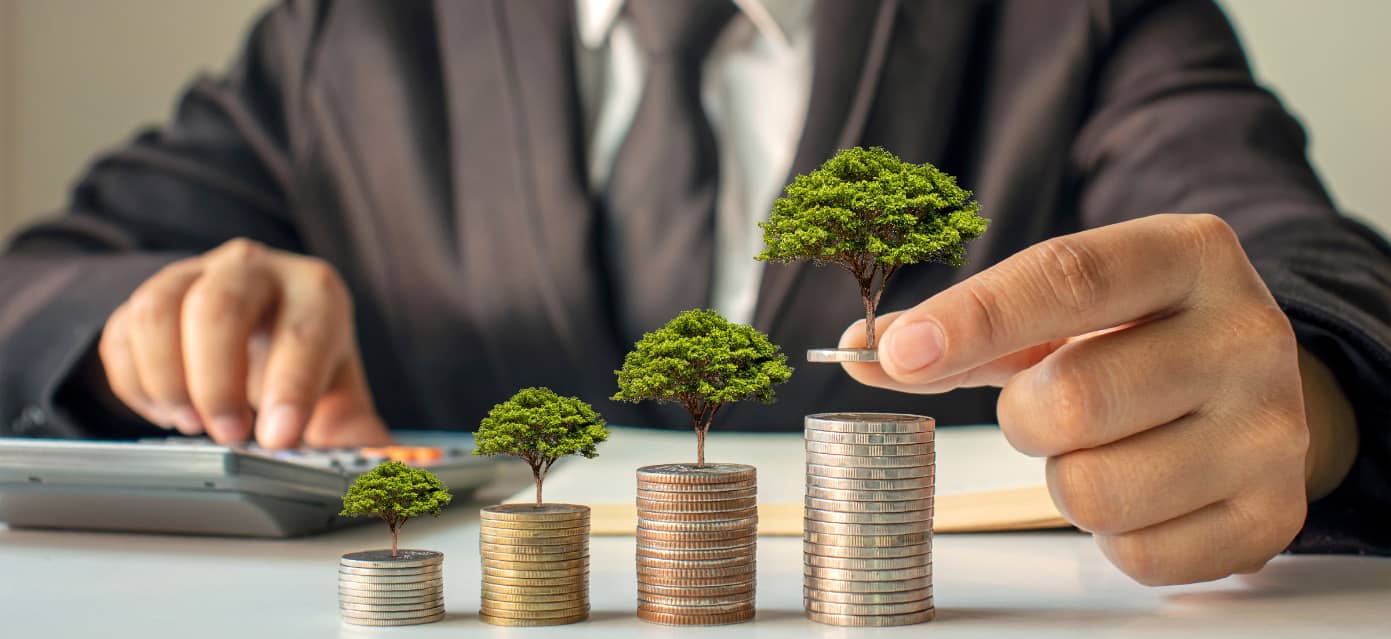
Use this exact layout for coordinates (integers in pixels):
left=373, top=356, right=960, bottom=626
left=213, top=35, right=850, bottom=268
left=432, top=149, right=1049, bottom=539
left=478, top=504, right=590, bottom=626
left=338, top=550, right=445, bottom=626
left=635, top=463, right=758, bottom=626
left=803, top=413, right=936, bottom=627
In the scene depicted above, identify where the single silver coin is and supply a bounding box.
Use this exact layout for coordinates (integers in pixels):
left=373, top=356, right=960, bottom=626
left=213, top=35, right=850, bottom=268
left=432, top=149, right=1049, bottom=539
left=337, top=571, right=444, bottom=584
left=804, top=553, right=931, bottom=570
left=803, top=429, right=934, bottom=445
left=805, top=413, right=933, bottom=433
left=637, top=516, right=759, bottom=533
left=803, top=575, right=933, bottom=593
left=340, top=597, right=444, bottom=612
left=805, top=485, right=933, bottom=502
left=341, top=611, right=446, bottom=627
left=806, top=463, right=935, bottom=480
left=804, top=508, right=933, bottom=525
left=806, top=564, right=933, bottom=582
left=803, top=518, right=931, bottom=535
left=337, top=564, right=442, bottom=577
left=805, top=596, right=935, bottom=616
left=339, top=549, right=443, bottom=569
left=338, top=576, right=443, bottom=590
left=637, top=463, right=756, bottom=484
left=803, top=541, right=933, bottom=559
left=340, top=604, right=446, bottom=621
left=805, top=451, right=936, bottom=469
left=804, top=531, right=932, bottom=547
left=805, top=607, right=935, bottom=627
left=803, top=587, right=933, bottom=605
left=805, top=440, right=935, bottom=457
left=338, top=584, right=442, bottom=598
left=806, top=348, right=878, bottom=363
left=806, top=476, right=935, bottom=492
left=805, top=496, right=935, bottom=514
left=338, top=592, right=443, bottom=606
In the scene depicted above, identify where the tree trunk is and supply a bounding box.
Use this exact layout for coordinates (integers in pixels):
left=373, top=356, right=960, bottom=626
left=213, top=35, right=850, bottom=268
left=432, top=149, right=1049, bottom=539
left=863, top=293, right=877, bottom=349
left=390, top=525, right=399, bottom=557
left=532, top=467, right=544, bottom=506
left=696, top=425, right=706, bottom=467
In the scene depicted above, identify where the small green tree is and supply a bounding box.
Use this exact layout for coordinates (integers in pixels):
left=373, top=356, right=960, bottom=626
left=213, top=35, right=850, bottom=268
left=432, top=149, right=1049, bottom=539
left=758, top=146, right=988, bottom=349
left=612, top=309, right=792, bottom=467
left=474, top=387, right=610, bottom=506
left=340, top=461, right=452, bottom=557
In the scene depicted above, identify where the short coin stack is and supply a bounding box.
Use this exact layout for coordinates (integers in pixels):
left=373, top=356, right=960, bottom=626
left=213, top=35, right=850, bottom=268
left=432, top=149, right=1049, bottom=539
left=338, top=549, right=445, bottom=626
left=803, top=413, right=936, bottom=626
left=636, top=463, right=758, bottom=626
left=478, top=503, right=591, bottom=626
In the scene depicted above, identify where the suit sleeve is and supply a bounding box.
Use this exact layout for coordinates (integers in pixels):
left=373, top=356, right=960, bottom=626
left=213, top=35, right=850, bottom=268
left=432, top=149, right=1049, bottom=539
left=1070, top=0, right=1391, bottom=554
left=0, top=1, right=322, bottom=439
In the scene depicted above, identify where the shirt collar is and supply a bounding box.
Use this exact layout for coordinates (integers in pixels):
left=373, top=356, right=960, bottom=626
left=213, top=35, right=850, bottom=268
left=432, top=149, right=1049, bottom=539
left=576, top=0, right=805, bottom=52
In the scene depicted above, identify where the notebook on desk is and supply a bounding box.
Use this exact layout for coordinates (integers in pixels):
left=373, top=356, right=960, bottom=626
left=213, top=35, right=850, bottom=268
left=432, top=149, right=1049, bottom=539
left=504, top=425, right=1069, bottom=534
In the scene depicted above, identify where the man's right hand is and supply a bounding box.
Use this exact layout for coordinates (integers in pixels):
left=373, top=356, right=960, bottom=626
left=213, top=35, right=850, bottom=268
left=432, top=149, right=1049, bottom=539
left=98, top=238, right=391, bottom=449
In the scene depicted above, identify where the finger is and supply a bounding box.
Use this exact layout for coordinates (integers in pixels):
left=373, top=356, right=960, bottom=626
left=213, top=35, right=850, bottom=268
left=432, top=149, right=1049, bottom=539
left=301, top=354, right=392, bottom=449
left=877, top=214, right=1245, bottom=387
left=127, top=262, right=204, bottom=434
left=255, top=257, right=352, bottom=448
left=98, top=304, right=162, bottom=426
left=840, top=312, right=1060, bottom=394
left=181, top=250, right=278, bottom=444
left=1094, top=484, right=1305, bottom=586
left=997, top=311, right=1222, bottom=456
left=1044, top=411, right=1260, bottom=535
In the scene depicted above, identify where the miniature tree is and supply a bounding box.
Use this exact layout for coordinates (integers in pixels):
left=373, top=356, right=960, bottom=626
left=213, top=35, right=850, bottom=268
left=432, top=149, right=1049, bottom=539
left=474, top=387, right=610, bottom=506
left=758, top=146, right=988, bottom=349
left=612, top=309, right=792, bottom=467
left=340, top=461, right=452, bottom=557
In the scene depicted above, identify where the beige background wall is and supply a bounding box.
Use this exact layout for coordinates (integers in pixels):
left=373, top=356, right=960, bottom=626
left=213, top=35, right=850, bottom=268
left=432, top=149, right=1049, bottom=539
left=0, top=0, right=1388, bottom=240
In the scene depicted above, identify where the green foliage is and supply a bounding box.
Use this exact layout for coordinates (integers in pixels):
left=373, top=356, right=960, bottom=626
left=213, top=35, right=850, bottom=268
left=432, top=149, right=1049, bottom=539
left=612, top=309, right=792, bottom=464
left=341, top=461, right=452, bottom=520
left=474, top=387, right=609, bottom=504
left=758, top=146, right=987, bottom=269
left=757, top=146, right=987, bottom=347
left=341, top=461, right=452, bottom=554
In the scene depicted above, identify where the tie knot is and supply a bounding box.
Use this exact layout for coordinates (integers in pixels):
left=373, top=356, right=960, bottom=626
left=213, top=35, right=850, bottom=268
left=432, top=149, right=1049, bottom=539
left=624, top=0, right=738, bottom=58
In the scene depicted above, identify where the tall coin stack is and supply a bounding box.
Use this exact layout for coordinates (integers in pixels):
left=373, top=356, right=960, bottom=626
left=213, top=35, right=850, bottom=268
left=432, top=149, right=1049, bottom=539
left=478, top=504, right=591, bottom=626
left=338, top=550, right=445, bottom=626
left=635, top=463, right=758, bottom=626
left=803, top=412, right=936, bottom=626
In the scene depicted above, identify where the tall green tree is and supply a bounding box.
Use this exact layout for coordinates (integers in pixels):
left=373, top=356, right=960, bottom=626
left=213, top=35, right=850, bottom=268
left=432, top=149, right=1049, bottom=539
left=612, top=309, right=792, bottom=467
left=340, top=461, right=452, bottom=556
left=474, top=387, right=609, bottom=506
left=758, top=146, right=988, bottom=348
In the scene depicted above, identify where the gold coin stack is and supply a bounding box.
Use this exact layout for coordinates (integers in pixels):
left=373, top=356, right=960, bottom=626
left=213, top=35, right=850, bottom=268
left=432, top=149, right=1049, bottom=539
left=635, top=463, right=758, bottom=626
left=803, top=413, right=936, bottom=626
left=338, top=549, right=445, bottom=626
left=478, top=504, right=591, bottom=626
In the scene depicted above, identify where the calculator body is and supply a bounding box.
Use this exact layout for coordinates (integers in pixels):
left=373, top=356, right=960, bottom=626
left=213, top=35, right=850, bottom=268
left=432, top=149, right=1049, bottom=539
left=0, top=433, right=496, bottom=537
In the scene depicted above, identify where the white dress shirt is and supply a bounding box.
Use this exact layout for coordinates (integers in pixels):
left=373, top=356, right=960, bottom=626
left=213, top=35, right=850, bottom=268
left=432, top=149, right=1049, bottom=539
left=575, top=0, right=814, bottom=326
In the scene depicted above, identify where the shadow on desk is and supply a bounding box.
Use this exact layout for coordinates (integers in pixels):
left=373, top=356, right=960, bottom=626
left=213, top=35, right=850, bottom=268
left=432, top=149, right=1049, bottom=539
left=1167, top=556, right=1391, bottom=602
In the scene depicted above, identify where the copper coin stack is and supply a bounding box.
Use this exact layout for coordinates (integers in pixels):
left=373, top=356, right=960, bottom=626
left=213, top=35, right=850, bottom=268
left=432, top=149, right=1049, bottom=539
left=478, top=503, right=591, bottom=626
left=803, top=413, right=936, bottom=626
left=635, top=463, right=758, bottom=626
left=338, top=549, right=445, bottom=626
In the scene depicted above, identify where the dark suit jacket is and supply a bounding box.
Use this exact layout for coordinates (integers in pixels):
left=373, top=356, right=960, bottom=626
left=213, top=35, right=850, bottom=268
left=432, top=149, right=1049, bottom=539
left=2, top=0, right=1388, bottom=552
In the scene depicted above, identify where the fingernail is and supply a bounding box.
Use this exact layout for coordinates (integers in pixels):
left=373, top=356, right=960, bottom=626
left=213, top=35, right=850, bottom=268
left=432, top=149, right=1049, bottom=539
left=170, top=406, right=205, bottom=435
left=259, top=405, right=302, bottom=447
left=209, top=414, right=249, bottom=443
left=888, top=320, right=945, bottom=371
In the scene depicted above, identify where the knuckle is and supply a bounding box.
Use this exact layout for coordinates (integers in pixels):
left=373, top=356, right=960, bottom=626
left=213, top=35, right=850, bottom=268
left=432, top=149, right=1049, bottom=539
left=128, top=286, right=180, bottom=327
left=296, top=258, right=351, bottom=306
left=216, top=237, right=264, bottom=264
left=1180, top=213, right=1241, bottom=257
left=962, top=272, right=1013, bottom=349
left=1031, top=237, right=1106, bottom=314
left=1047, top=453, right=1119, bottom=533
left=1037, top=358, right=1102, bottom=451
left=1103, top=534, right=1172, bottom=586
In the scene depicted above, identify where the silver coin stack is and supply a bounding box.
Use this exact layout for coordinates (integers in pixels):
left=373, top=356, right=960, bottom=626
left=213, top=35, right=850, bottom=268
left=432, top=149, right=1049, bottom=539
left=338, top=549, right=445, bottom=626
left=635, top=463, right=758, bottom=626
left=803, top=412, right=935, bottom=626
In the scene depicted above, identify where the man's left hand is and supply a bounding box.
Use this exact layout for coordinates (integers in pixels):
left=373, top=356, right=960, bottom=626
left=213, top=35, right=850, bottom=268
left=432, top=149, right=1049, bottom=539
left=841, top=213, right=1355, bottom=585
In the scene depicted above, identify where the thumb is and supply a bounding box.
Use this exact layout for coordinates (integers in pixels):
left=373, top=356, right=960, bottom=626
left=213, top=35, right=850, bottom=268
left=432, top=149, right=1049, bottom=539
left=301, top=354, right=392, bottom=448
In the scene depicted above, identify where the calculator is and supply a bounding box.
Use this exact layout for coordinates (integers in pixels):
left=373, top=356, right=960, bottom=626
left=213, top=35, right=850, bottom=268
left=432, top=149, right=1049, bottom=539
left=0, top=433, right=497, bottom=538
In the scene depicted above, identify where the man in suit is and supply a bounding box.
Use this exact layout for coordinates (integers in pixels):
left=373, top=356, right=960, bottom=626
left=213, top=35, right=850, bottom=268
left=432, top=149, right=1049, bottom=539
left=1, top=0, right=1387, bottom=584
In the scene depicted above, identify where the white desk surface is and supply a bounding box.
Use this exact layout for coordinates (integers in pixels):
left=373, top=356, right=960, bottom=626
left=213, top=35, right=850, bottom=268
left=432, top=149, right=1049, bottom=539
left=3, top=430, right=1388, bottom=638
